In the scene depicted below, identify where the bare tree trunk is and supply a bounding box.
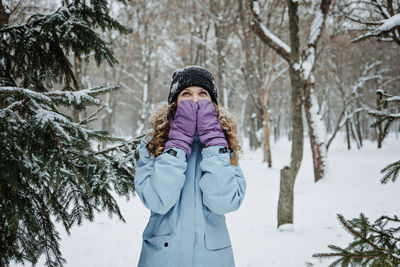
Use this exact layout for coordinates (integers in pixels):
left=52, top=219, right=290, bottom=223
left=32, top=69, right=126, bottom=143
left=0, top=2, right=10, bottom=28
left=249, top=0, right=331, bottom=226
left=248, top=104, right=262, bottom=149
left=260, top=68, right=274, bottom=167
left=355, top=111, right=363, bottom=147
left=346, top=118, right=351, bottom=150
left=326, top=109, right=345, bottom=151
left=261, top=96, right=272, bottom=166
left=210, top=0, right=236, bottom=108
left=278, top=63, right=304, bottom=226
left=350, top=117, right=361, bottom=149
left=277, top=0, right=304, bottom=226
left=214, top=19, right=229, bottom=108
left=303, top=80, right=327, bottom=182
left=376, top=92, right=383, bottom=148
left=274, top=113, right=281, bottom=142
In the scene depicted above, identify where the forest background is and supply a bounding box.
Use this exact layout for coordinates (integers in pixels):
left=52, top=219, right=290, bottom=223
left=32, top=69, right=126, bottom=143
left=1, top=0, right=400, bottom=266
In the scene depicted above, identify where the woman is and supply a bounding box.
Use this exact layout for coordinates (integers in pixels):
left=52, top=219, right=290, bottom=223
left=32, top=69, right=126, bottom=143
left=135, top=66, right=246, bottom=267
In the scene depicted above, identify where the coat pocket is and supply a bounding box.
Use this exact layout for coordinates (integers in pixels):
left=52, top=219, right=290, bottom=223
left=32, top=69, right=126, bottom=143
left=139, top=234, right=174, bottom=267
left=204, top=227, right=232, bottom=250
left=144, top=234, right=172, bottom=249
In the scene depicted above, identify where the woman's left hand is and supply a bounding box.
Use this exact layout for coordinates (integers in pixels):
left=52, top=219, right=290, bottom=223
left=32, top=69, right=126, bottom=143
left=196, top=100, right=228, bottom=148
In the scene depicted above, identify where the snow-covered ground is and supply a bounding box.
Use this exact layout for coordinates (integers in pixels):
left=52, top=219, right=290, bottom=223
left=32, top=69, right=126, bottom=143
left=13, top=134, right=400, bottom=267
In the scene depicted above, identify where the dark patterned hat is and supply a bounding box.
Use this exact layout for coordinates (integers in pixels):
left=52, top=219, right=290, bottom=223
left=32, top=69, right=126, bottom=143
left=168, top=66, right=218, bottom=104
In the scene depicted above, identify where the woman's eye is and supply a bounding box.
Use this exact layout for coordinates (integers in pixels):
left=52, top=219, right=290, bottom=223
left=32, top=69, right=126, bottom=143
left=200, top=91, right=208, bottom=95
left=182, top=92, right=190, bottom=96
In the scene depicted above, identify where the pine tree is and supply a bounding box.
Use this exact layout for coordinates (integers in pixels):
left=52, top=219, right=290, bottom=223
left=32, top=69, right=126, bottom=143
left=0, top=1, right=143, bottom=266
left=312, top=78, right=400, bottom=267
left=313, top=213, right=400, bottom=266
left=312, top=3, right=400, bottom=264
left=313, top=91, right=400, bottom=266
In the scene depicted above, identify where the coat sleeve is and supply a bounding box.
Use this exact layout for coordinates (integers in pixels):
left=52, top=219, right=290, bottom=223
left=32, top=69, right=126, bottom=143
left=134, top=137, right=187, bottom=214
left=199, top=145, right=246, bottom=215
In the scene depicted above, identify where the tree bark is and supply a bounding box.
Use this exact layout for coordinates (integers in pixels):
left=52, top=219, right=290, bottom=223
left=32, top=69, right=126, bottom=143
left=300, top=0, right=332, bottom=182
left=215, top=24, right=226, bottom=107
left=249, top=0, right=331, bottom=226
left=346, top=118, right=351, bottom=150
left=277, top=62, right=304, bottom=226
left=376, top=92, right=383, bottom=148
left=260, top=67, right=274, bottom=167
left=303, top=79, right=327, bottom=182
left=0, top=2, right=10, bottom=28
left=355, top=111, right=363, bottom=147
left=261, top=90, right=272, bottom=167
left=248, top=104, right=262, bottom=149
left=277, top=0, right=304, bottom=227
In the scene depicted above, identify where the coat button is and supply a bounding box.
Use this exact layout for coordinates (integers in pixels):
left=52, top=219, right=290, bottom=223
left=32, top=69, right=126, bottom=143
left=164, top=242, right=168, bottom=247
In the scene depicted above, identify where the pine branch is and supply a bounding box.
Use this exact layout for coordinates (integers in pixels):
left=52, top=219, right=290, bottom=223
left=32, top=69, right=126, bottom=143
left=0, top=1, right=134, bottom=265
left=78, top=106, right=103, bottom=125
left=0, top=1, right=130, bottom=91
left=338, top=214, right=383, bottom=252
left=380, top=160, right=400, bottom=184
left=313, top=213, right=400, bottom=266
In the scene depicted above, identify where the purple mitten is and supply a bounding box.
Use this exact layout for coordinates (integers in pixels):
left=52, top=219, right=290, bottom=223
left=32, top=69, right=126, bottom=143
left=196, top=99, right=228, bottom=148
left=164, top=99, right=198, bottom=158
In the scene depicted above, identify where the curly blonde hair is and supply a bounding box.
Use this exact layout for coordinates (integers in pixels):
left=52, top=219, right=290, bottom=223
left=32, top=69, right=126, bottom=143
left=145, top=101, right=243, bottom=159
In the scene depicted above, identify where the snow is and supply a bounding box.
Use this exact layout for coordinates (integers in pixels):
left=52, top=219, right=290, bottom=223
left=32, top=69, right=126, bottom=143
left=293, top=62, right=301, bottom=71
left=378, top=14, right=400, bottom=32
left=259, top=23, right=291, bottom=55
left=171, top=79, right=179, bottom=95
left=301, top=7, right=329, bottom=80
left=0, top=86, right=52, bottom=102
left=277, top=224, right=295, bottom=232
left=353, top=13, right=400, bottom=42
left=2, top=0, right=10, bottom=14
left=309, top=10, right=323, bottom=45
left=309, top=91, right=327, bottom=145
left=369, top=110, right=400, bottom=118
left=9, top=134, right=400, bottom=267
left=301, top=48, right=315, bottom=80
left=307, top=88, right=328, bottom=172
left=386, top=96, right=400, bottom=102
left=252, top=1, right=260, bottom=16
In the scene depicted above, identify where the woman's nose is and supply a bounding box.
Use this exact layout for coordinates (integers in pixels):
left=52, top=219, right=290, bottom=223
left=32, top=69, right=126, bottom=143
left=193, top=94, right=199, bottom=102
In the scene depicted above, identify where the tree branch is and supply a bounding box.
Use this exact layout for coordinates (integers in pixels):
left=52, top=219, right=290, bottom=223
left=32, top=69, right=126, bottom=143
left=248, top=0, right=291, bottom=63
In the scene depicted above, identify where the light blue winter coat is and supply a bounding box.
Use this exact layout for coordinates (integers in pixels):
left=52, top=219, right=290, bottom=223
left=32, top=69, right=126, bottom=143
left=135, top=133, right=246, bottom=267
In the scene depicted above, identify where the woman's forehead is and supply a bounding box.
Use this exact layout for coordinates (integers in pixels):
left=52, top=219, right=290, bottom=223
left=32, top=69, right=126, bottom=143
left=182, top=86, right=206, bottom=91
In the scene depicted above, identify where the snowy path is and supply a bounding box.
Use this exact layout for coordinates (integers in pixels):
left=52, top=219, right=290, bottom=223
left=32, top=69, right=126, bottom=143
left=12, top=136, right=400, bottom=267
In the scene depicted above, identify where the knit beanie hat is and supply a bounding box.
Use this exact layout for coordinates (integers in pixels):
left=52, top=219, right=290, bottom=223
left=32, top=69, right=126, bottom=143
left=168, top=66, right=218, bottom=104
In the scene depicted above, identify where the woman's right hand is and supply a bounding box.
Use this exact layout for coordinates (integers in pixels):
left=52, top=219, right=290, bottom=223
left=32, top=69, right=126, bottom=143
left=164, top=99, right=198, bottom=158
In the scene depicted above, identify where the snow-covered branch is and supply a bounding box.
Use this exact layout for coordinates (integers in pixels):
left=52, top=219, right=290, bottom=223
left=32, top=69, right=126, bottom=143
left=339, top=107, right=371, bottom=128
left=385, top=96, right=400, bottom=103
left=302, top=0, right=333, bottom=80
left=352, top=13, right=400, bottom=43
left=249, top=0, right=291, bottom=63
left=259, top=23, right=291, bottom=55
left=0, top=85, right=119, bottom=115
left=368, top=110, right=400, bottom=119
